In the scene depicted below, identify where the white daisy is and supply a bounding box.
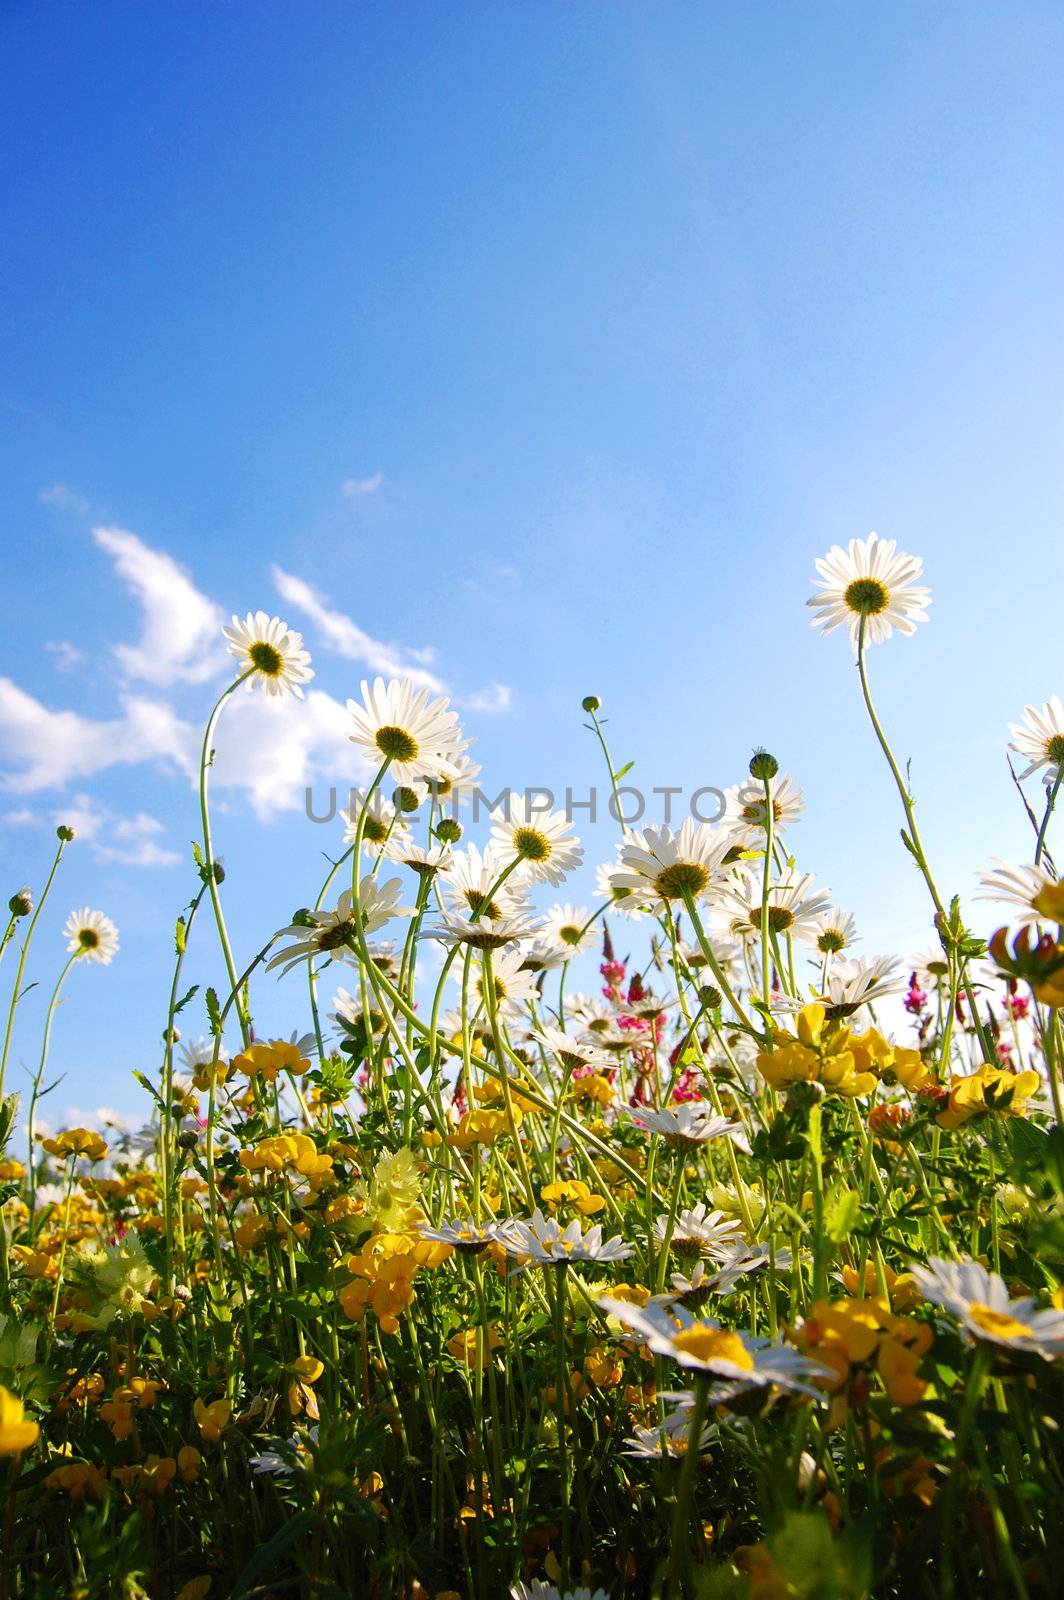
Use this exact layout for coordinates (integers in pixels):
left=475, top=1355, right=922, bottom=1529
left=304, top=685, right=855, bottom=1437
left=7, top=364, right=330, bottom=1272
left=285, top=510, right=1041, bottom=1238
left=714, top=870, right=832, bottom=948
left=223, top=612, right=313, bottom=698
left=268, top=880, right=413, bottom=975
left=490, top=795, right=583, bottom=887
left=595, top=860, right=645, bottom=918
left=347, top=677, right=465, bottom=785
left=807, top=532, right=931, bottom=648
left=501, top=1208, right=633, bottom=1269
left=517, top=935, right=568, bottom=973
left=564, top=993, right=614, bottom=1033
left=1009, top=696, right=1064, bottom=781
left=610, top=819, right=732, bottom=909
left=533, top=1024, right=614, bottom=1075
left=976, top=859, right=1061, bottom=928
left=823, top=955, right=905, bottom=1016
left=471, top=945, right=540, bottom=1016
left=511, top=1584, right=612, bottom=1600
left=428, top=910, right=542, bottom=951
left=911, top=1256, right=1064, bottom=1361
left=419, top=1218, right=508, bottom=1253
left=624, top=1403, right=717, bottom=1458
left=332, top=986, right=386, bottom=1037
left=723, top=773, right=805, bottom=842
left=412, top=749, right=483, bottom=809
left=543, top=903, right=594, bottom=956
left=652, top=1204, right=746, bottom=1261
left=598, top=1298, right=827, bottom=1395
left=63, top=908, right=119, bottom=965
left=630, top=1103, right=739, bottom=1150
left=441, top=842, right=527, bottom=924
left=383, top=837, right=453, bottom=878
left=341, top=795, right=402, bottom=855
left=812, top=908, right=859, bottom=957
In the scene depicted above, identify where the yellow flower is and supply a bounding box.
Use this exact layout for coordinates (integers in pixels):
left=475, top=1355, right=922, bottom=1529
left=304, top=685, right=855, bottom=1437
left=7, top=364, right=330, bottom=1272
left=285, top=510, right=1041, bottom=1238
left=231, top=1039, right=310, bottom=1082
left=757, top=1007, right=876, bottom=1098
left=177, top=1445, right=202, bottom=1482
left=194, top=1397, right=231, bottom=1442
left=0, top=1387, right=39, bottom=1455
left=446, top=1109, right=520, bottom=1150
left=42, top=1127, right=108, bottom=1162
left=45, top=1461, right=109, bottom=1500
left=447, top=1324, right=504, bottom=1369
left=1033, top=879, right=1064, bottom=923
left=288, top=1355, right=324, bottom=1383
left=175, top=1581, right=212, bottom=1600
left=540, top=1179, right=605, bottom=1216
left=936, top=1062, right=1042, bottom=1130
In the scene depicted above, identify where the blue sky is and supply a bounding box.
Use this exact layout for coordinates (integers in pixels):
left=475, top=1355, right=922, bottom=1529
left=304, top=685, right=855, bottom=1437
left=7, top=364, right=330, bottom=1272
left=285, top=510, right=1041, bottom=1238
left=2, top=1, right=1062, bottom=1117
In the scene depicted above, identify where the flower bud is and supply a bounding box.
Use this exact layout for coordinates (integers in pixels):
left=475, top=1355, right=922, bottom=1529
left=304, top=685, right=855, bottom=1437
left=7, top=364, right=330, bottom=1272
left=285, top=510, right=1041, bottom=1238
left=697, top=984, right=722, bottom=1011
left=435, top=817, right=462, bottom=844
left=748, top=749, right=778, bottom=781
left=581, top=696, right=601, bottom=713
left=393, top=786, right=421, bottom=815
left=8, top=887, right=32, bottom=918
left=56, top=825, right=76, bottom=842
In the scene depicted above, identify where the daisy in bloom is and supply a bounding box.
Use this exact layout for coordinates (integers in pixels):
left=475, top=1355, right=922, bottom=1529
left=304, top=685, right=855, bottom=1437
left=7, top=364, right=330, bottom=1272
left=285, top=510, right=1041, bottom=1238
left=910, top=1257, right=1064, bottom=1361
left=977, top=859, right=1064, bottom=928
left=594, top=860, right=644, bottom=918
left=347, top=678, right=465, bottom=786
left=625, top=1401, right=717, bottom=1458
left=441, top=842, right=527, bottom=925
left=418, top=1218, right=508, bottom=1253
left=652, top=1204, right=746, bottom=1261
left=1009, top=696, right=1064, bottom=781
left=543, top=903, right=594, bottom=956
left=564, top=993, right=614, bottom=1033
left=411, top=749, right=483, bottom=809
left=332, top=987, right=386, bottom=1038
left=501, top=1209, right=633, bottom=1269
left=268, top=881, right=413, bottom=975
left=470, top=945, right=540, bottom=1016
left=341, top=796, right=402, bottom=855
left=597, top=1297, right=827, bottom=1395
left=428, top=910, right=542, bottom=951
left=822, top=955, right=905, bottom=1016
left=382, top=837, right=453, bottom=878
left=812, top=908, right=859, bottom=957
left=64, top=909, right=119, bottom=966
left=715, top=870, right=832, bottom=948
left=610, top=819, right=732, bottom=909
left=490, top=795, right=583, bottom=887
left=630, top=1102, right=739, bottom=1150
left=533, top=1024, right=613, bottom=1076
left=517, top=935, right=568, bottom=973
left=723, top=773, right=805, bottom=843
left=511, top=1584, right=612, bottom=1600
left=223, top=612, right=313, bottom=698
left=807, top=532, right=931, bottom=648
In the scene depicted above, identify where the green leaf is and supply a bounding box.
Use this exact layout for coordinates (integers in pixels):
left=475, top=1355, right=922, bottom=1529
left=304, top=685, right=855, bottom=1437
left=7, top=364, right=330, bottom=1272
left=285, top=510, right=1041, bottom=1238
left=229, top=1511, right=321, bottom=1599
left=825, top=1187, right=861, bottom=1243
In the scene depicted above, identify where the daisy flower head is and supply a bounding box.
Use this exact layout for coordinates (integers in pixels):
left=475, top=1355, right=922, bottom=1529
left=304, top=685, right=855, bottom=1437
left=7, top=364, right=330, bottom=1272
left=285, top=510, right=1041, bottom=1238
left=501, top=1208, right=633, bottom=1270
left=64, top=908, right=119, bottom=966
left=597, top=1298, right=827, bottom=1395
left=428, top=910, right=542, bottom=952
left=223, top=612, right=313, bottom=698
left=1009, top=696, right=1064, bottom=782
left=625, top=1402, right=717, bottom=1460
left=517, top=935, right=568, bottom=973
left=341, top=795, right=401, bottom=855
left=533, top=1024, right=613, bottom=1075
left=652, top=1203, right=746, bottom=1261
left=724, top=773, right=805, bottom=843
left=911, top=1256, right=1064, bottom=1361
left=411, top=749, right=483, bottom=810
left=977, top=859, right=1063, bottom=929
left=808, top=533, right=931, bottom=649
left=490, top=794, right=583, bottom=887
left=441, top=842, right=528, bottom=925
left=268, top=880, right=413, bottom=975
left=594, top=860, right=644, bottom=919
left=347, top=678, right=465, bottom=786
left=382, top=837, right=453, bottom=879
left=715, top=870, right=832, bottom=948
left=813, top=908, right=859, bottom=957
left=630, top=1103, right=739, bottom=1150
left=470, top=945, right=540, bottom=1016
left=419, top=1218, right=508, bottom=1253
left=823, top=955, right=905, bottom=1017
left=611, top=819, right=733, bottom=909
left=543, top=903, right=594, bottom=956
left=511, top=1584, right=612, bottom=1600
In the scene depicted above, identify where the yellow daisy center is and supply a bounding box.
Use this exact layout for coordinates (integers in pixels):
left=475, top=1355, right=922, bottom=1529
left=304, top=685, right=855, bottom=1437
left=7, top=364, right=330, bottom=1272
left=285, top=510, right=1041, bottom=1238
left=78, top=928, right=100, bottom=950
left=249, top=641, right=283, bottom=675
left=844, top=576, right=889, bottom=615
left=559, top=924, right=583, bottom=946
left=513, top=826, right=551, bottom=861
left=654, top=862, right=710, bottom=899
left=751, top=905, right=794, bottom=933
left=1047, top=734, right=1064, bottom=763
left=968, top=1303, right=1030, bottom=1341
left=375, top=725, right=419, bottom=763
left=672, top=1325, right=754, bottom=1370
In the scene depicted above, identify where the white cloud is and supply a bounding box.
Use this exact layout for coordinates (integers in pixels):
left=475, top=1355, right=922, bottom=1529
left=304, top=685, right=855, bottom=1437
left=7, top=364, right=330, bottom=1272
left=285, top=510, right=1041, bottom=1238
left=211, top=686, right=370, bottom=819
left=50, top=792, right=181, bottom=868
left=45, top=641, right=86, bottom=671
left=39, top=483, right=89, bottom=515
left=272, top=567, right=445, bottom=691
left=340, top=473, right=383, bottom=497
left=93, top=525, right=226, bottom=685
left=459, top=682, right=513, bottom=714
left=0, top=677, right=197, bottom=793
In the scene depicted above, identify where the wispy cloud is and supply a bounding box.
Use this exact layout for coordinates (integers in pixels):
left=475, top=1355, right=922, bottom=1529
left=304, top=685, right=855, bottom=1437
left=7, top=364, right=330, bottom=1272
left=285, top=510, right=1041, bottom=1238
left=340, top=473, right=383, bottom=497
left=458, top=682, right=512, bottom=714
left=4, top=791, right=180, bottom=868
left=45, top=641, right=86, bottom=671
left=272, top=567, right=444, bottom=691
left=0, top=677, right=197, bottom=793
left=93, top=525, right=226, bottom=686
left=39, top=483, right=89, bottom=515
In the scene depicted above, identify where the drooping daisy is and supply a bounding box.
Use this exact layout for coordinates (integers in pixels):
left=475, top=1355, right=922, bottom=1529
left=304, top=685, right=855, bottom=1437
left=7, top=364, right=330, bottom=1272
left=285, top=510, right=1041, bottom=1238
left=501, top=1209, right=633, bottom=1269
left=807, top=532, right=931, bottom=648
left=382, top=837, right=453, bottom=878
left=1009, top=696, right=1064, bottom=781
left=347, top=678, right=465, bottom=786
left=223, top=612, right=313, bottom=698
left=268, top=881, right=413, bottom=975
left=714, top=870, right=832, bottom=948
left=652, top=1204, right=746, bottom=1261
left=630, top=1103, right=739, bottom=1150
left=812, top=908, right=859, bottom=957
left=490, top=795, right=583, bottom=887
left=428, top=910, right=542, bottom=952
left=533, top=1024, right=614, bottom=1076
left=823, top=955, right=905, bottom=1017
left=598, top=1298, right=827, bottom=1395
left=64, top=908, right=119, bottom=966
left=911, top=1256, right=1064, bottom=1361
left=610, top=820, right=732, bottom=910
left=723, top=773, right=805, bottom=843
left=976, top=859, right=1062, bottom=928
left=517, top=935, right=568, bottom=973
left=441, top=842, right=527, bottom=925
left=543, top=903, right=594, bottom=956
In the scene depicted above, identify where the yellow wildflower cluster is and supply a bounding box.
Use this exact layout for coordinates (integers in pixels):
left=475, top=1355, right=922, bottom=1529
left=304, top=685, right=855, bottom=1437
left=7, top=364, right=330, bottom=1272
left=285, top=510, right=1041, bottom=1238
left=239, top=1133, right=332, bottom=1187
left=757, top=1006, right=927, bottom=1098
left=41, top=1127, right=109, bottom=1162
left=793, top=1293, right=933, bottom=1426
left=936, top=1061, right=1042, bottom=1130
left=339, top=1232, right=452, bottom=1335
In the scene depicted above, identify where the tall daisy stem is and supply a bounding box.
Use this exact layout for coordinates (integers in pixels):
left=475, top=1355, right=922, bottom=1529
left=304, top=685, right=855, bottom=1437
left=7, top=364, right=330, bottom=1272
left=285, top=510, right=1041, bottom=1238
left=198, top=670, right=254, bottom=1048
left=0, top=830, right=70, bottom=1104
